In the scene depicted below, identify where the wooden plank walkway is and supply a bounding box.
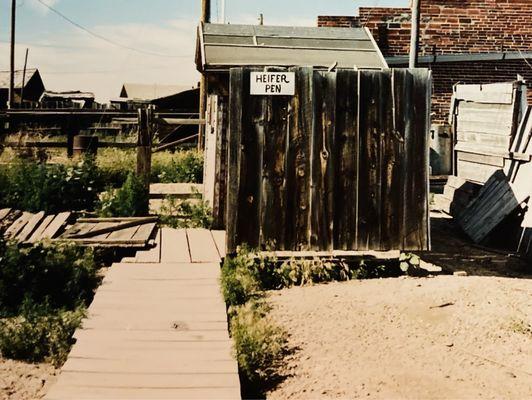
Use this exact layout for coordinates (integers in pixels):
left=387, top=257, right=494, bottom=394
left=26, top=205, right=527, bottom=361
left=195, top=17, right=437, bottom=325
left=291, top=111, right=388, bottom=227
left=46, top=228, right=240, bottom=400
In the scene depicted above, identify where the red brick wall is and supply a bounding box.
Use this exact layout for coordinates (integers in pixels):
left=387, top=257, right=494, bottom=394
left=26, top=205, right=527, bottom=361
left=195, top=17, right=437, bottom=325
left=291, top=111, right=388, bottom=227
left=317, top=1, right=532, bottom=122
left=357, top=0, right=532, bottom=57
left=428, top=59, right=532, bottom=123
left=317, top=16, right=360, bottom=28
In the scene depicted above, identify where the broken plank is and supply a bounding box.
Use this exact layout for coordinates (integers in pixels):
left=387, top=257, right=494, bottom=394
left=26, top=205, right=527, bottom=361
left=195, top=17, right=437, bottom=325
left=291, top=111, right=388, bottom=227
left=77, top=217, right=158, bottom=224
left=134, top=229, right=161, bottom=263
left=41, top=212, right=72, bottom=239
left=27, top=214, right=56, bottom=243
left=107, top=225, right=142, bottom=241
left=4, top=212, right=33, bottom=239
left=16, top=211, right=46, bottom=242
left=0, top=208, right=12, bottom=222
left=131, top=222, right=157, bottom=241
left=70, top=218, right=158, bottom=239
left=65, top=239, right=148, bottom=247
left=160, top=228, right=191, bottom=263
left=187, top=229, right=220, bottom=263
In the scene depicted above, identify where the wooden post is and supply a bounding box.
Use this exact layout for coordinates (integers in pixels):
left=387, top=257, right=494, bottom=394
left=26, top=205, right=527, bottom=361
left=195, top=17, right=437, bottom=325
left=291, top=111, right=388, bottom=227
left=136, top=107, right=152, bottom=189
left=409, top=0, right=421, bottom=68
left=198, top=0, right=211, bottom=150
left=8, top=0, right=16, bottom=109
left=20, top=48, right=29, bottom=107
left=66, top=119, right=80, bottom=158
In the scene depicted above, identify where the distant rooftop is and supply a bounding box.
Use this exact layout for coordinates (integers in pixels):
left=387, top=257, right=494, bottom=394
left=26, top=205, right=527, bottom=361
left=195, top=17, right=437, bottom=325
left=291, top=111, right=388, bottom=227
left=196, top=23, right=388, bottom=72
left=0, top=69, right=39, bottom=89
left=120, top=83, right=196, bottom=101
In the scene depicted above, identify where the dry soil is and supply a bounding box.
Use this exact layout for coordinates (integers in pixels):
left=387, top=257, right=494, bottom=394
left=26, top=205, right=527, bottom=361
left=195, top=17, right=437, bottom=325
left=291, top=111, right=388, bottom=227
left=0, top=358, right=57, bottom=400
left=267, top=276, right=532, bottom=400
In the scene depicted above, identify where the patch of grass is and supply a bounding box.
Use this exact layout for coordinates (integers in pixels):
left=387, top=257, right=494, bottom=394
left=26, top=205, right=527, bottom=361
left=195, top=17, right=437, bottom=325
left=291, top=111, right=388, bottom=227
left=96, top=148, right=204, bottom=186
left=152, top=150, right=204, bottom=184
left=159, top=197, right=213, bottom=229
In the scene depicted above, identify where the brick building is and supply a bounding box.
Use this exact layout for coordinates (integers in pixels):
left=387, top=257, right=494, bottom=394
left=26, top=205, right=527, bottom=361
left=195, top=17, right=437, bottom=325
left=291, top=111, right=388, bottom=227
left=318, top=0, right=532, bottom=123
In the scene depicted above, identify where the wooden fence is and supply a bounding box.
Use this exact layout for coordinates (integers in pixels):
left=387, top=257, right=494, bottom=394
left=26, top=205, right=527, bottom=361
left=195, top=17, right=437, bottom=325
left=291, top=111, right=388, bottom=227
left=226, top=67, right=432, bottom=253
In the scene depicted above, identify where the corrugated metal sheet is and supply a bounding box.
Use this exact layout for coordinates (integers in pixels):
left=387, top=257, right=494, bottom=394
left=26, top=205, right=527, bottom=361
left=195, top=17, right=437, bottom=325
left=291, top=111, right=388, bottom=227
left=197, top=23, right=387, bottom=71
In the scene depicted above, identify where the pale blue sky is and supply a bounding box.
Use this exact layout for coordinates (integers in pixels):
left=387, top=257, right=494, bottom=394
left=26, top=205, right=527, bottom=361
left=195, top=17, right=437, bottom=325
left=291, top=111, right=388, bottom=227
left=0, top=0, right=408, bottom=100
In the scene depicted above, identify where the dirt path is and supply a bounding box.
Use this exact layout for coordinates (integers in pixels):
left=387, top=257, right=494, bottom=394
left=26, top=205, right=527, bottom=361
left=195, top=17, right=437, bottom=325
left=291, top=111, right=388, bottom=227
left=0, top=358, right=57, bottom=400
left=267, top=276, right=532, bottom=400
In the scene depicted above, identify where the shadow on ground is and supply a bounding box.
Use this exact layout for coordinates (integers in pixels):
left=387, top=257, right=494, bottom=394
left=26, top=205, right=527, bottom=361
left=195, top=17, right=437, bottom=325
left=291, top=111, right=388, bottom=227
left=416, top=212, right=531, bottom=278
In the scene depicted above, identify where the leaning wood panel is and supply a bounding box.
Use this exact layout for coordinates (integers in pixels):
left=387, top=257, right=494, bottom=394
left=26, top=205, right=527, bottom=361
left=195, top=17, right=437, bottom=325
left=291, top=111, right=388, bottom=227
left=333, top=70, right=358, bottom=250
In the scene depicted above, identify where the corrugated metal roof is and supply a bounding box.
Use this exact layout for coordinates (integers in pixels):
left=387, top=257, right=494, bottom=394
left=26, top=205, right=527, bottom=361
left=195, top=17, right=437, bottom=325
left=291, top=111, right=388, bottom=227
left=0, top=69, right=39, bottom=89
left=40, top=90, right=95, bottom=101
left=197, top=23, right=387, bottom=71
left=120, top=83, right=195, bottom=101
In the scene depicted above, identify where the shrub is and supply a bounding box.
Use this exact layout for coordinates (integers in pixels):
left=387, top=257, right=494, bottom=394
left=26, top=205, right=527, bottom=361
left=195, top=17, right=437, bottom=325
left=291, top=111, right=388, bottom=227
left=221, top=248, right=262, bottom=307
left=229, top=301, right=287, bottom=384
left=0, top=306, right=85, bottom=366
left=96, top=172, right=149, bottom=217
left=96, top=148, right=136, bottom=187
left=0, top=240, right=100, bottom=318
left=0, top=156, right=102, bottom=213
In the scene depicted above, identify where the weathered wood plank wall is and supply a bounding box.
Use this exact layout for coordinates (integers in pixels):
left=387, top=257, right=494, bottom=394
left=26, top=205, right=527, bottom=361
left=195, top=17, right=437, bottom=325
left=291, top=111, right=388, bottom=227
left=226, top=67, right=431, bottom=253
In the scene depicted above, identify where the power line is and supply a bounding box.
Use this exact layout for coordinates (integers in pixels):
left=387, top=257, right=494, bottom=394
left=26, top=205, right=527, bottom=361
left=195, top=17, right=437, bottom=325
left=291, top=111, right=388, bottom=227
left=35, top=0, right=183, bottom=58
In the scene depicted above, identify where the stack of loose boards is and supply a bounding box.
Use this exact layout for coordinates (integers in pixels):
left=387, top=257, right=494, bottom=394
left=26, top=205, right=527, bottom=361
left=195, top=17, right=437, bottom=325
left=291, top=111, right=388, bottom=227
left=455, top=104, right=532, bottom=260
left=0, top=209, right=157, bottom=248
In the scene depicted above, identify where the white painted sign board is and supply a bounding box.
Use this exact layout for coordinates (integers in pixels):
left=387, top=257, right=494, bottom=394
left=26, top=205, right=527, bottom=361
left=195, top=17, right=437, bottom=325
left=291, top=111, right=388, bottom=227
left=250, top=72, right=295, bottom=96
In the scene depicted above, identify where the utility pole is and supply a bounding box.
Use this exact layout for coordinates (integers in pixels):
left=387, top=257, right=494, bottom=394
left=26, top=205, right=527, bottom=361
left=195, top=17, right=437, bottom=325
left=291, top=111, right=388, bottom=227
left=409, top=0, right=421, bottom=68
left=20, top=48, right=29, bottom=107
left=220, top=0, right=226, bottom=24
left=198, top=0, right=210, bottom=150
left=9, top=0, right=16, bottom=109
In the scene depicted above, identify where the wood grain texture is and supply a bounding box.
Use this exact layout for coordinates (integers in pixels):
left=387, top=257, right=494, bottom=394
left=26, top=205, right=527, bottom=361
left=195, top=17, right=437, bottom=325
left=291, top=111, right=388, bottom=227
left=260, top=67, right=290, bottom=250
left=334, top=70, right=358, bottom=250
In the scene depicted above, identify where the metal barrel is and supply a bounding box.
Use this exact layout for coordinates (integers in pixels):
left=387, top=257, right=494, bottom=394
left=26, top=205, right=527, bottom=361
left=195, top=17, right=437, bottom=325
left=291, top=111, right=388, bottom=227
left=73, top=135, right=99, bottom=156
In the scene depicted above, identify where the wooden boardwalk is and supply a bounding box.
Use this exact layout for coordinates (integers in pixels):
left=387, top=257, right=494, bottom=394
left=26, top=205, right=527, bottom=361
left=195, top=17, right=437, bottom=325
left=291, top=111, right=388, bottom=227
left=46, top=228, right=240, bottom=400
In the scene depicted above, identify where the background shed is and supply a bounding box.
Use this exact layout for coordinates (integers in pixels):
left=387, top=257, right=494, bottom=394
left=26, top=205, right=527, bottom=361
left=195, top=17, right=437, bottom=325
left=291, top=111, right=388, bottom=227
left=0, top=69, right=45, bottom=109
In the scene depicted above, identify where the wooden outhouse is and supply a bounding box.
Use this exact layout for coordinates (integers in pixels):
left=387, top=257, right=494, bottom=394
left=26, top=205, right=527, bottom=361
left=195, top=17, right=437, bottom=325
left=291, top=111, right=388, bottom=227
left=196, top=23, right=432, bottom=254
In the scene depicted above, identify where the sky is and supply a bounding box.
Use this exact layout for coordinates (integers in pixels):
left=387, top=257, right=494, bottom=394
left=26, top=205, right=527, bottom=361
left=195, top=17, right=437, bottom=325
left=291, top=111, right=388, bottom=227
left=0, top=0, right=408, bottom=102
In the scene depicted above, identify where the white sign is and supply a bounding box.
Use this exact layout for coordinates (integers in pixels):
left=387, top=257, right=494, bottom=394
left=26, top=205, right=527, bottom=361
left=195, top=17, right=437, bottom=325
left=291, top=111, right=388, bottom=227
left=250, top=72, right=295, bottom=96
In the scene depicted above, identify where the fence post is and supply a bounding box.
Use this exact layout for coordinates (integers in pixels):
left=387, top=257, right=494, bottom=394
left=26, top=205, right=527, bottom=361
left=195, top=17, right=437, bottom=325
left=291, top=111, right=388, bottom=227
left=136, top=107, right=152, bottom=189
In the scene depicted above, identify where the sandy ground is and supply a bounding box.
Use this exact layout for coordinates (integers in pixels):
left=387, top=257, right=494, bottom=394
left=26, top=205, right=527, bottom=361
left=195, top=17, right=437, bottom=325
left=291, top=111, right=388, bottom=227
left=266, top=276, right=532, bottom=400
left=0, top=358, right=57, bottom=400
